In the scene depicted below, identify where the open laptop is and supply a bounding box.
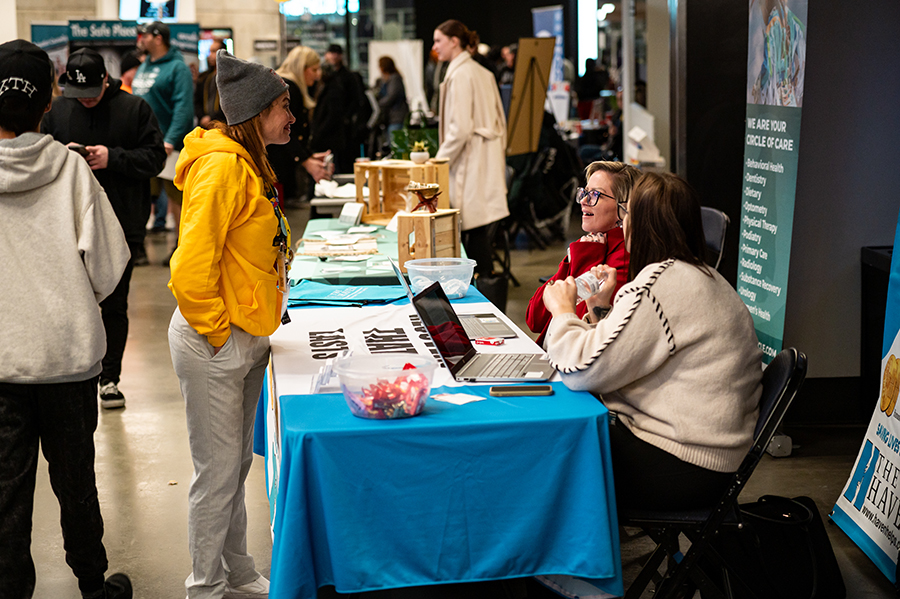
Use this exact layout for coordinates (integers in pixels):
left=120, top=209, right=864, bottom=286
left=411, top=281, right=555, bottom=382
left=389, top=257, right=517, bottom=339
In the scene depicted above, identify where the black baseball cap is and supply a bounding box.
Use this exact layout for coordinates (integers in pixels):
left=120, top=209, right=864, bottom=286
left=0, top=39, right=54, bottom=111
left=137, top=21, right=170, bottom=45
left=119, top=50, right=143, bottom=74
left=59, top=48, right=107, bottom=98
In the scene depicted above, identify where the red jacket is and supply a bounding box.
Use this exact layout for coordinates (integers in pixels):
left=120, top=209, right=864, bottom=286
left=526, top=227, right=629, bottom=346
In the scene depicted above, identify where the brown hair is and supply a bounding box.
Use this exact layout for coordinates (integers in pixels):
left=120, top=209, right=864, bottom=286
left=211, top=105, right=278, bottom=190
left=436, top=19, right=478, bottom=50
left=626, top=172, right=711, bottom=281
left=584, top=161, right=641, bottom=205
left=378, top=56, right=398, bottom=75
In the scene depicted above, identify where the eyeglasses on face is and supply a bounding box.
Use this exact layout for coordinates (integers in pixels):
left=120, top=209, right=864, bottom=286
left=575, top=187, right=616, bottom=207
left=616, top=201, right=629, bottom=226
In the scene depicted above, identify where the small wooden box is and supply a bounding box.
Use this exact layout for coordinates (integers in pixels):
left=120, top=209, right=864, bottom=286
left=397, top=209, right=461, bottom=271
left=354, top=161, right=450, bottom=225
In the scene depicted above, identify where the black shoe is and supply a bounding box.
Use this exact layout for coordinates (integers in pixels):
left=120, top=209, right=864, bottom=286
left=81, top=573, right=132, bottom=599
left=148, top=225, right=168, bottom=234
left=99, top=379, right=126, bottom=409
left=104, top=573, right=132, bottom=599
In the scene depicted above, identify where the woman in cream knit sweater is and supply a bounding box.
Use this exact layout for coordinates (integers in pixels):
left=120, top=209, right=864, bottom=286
left=542, top=172, right=763, bottom=511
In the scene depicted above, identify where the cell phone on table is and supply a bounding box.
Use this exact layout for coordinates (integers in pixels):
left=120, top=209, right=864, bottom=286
left=69, top=144, right=89, bottom=157
left=489, top=385, right=554, bottom=397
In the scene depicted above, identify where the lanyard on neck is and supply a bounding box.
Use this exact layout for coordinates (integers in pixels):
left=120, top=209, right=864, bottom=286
left=266, top=184, right=293, bottom=325
left=267, top=185, right=290, bottom=248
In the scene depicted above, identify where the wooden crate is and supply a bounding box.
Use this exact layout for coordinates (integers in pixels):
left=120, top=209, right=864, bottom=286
left=397, top=209, right=461, bottom=271
left=354, top=160, right=450, bottom=225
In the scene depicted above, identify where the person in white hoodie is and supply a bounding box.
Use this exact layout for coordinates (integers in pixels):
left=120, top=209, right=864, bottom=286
left=0, top=40, right=132, bottom=599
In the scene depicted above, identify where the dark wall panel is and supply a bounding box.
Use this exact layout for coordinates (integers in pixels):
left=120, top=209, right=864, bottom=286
left=683, top=0, right=748, bottom=288
left=783, top=0, right=900, bottom=421
left=413, top=0, right=576, bottom=61
left=679, top=0, right=900, bottom=422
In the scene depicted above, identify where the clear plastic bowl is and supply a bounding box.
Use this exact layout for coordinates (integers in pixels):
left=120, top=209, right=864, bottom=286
left=333, top=355, right=437, bottom=419
left=405, top=258, right=477, bottom=299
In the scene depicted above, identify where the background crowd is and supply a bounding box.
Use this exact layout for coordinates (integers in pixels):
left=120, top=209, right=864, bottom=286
left=0, top=13, right=706, bottom=599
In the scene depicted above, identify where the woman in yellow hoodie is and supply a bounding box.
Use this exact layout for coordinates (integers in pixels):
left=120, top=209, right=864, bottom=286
left=167, top=50, right=294, bottom=599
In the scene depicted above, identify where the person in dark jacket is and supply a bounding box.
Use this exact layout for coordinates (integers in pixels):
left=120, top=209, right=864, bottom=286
left=310, top=60, right=348, bottom=172
left=375, top=56, right=409, bottom=150
left=42, top=48, right=167, bottom=409
left=270, top=45, right=332, bottom=204
left=193, top=39, right=226, bottom=128
left=316, top=44, right=367, bottom=172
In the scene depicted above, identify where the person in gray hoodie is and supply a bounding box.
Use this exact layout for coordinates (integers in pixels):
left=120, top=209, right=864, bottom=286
left=0, top=40, right=133, bottom=599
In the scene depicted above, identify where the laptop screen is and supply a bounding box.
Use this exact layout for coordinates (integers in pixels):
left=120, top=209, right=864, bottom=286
left=412, top=282, right=477, bottom=373
left=389, top=257, right=415, bottom=302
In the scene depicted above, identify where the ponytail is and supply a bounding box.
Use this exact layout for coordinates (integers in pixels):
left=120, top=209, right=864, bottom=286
left=436, top=19, right=477, bottom=50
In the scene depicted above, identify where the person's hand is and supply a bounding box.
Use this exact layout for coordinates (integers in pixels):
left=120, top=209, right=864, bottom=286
left=200, top=115, right=212, bottom=128
left=584, top=265, right=617, bottom=321
left=85, top=145, right=109, bottom=170
left=303, top=151, right=333, bottom=182
left=579, top=231, right=607, bottom=244
left=542, top=276, right=579, bottom=317
left=317, top=150, right=335, bottom=177
left=164, top=142, right=175, bottom=155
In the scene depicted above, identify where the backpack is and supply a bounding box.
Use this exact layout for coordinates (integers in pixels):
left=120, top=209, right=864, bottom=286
left=704, top=495, right=846, bottom=599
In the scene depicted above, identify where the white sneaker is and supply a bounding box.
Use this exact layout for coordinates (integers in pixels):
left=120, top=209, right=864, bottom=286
left=224, top=575, right=269, bottom=598
left=99, top=380, right=126, bottom=409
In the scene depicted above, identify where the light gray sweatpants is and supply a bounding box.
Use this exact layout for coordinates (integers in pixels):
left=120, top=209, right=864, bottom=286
left=168, top=308, right=271, bottom=599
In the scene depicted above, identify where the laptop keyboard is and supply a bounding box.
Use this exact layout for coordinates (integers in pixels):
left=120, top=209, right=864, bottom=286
left=462, top=318, right=491, bottom=339
left=478, top=353, right=532, bottom=378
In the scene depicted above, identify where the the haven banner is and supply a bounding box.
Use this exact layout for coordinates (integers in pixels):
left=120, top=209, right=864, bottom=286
left=737, top=0, right=808, bottom=363
left=833, top=211, right=900, bottom=584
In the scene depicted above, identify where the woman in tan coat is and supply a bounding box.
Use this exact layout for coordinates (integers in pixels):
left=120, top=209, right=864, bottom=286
left=433, top=19, right=509, bottom=278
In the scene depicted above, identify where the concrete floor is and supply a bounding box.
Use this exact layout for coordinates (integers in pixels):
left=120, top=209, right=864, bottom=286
left=29, top=205, right=896, bottom=598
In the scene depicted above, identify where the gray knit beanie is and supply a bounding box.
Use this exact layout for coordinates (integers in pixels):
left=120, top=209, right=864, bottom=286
left=216, top=50, right=288, bottom=125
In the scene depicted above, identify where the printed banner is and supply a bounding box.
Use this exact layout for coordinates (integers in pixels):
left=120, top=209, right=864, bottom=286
left=30, top=24, right=69, bottom=79
left=738, top=0, right=808, bottom=363
left=30, top=23, right=69, bottom=50
left=169, top=23, right=200, bottom=55
left=834, top=212, right=900, bottom=583
left=67, top=20, right=139, bottom=42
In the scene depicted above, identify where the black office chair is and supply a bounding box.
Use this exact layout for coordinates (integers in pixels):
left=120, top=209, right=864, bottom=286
left=621, top=348, right=808, bottom=599
left=701, top=207, right=730, bottom=270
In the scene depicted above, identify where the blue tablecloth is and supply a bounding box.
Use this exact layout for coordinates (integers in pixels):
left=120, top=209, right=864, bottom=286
left=252, top=285, right=515, bottom=454
left=265, top=382, right=622, bottom=598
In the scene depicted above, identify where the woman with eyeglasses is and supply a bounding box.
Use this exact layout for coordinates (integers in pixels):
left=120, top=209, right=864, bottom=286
left=541, top=172, right=762, bottom=513
left=526, top=161, right=640, bottom=346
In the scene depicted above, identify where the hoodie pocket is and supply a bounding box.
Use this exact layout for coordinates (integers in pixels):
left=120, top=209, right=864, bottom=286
left=236, top=275, right=280, bottom=331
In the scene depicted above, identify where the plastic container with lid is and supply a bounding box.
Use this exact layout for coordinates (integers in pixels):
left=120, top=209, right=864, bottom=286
left=404, top=257, right=477, bottom=299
